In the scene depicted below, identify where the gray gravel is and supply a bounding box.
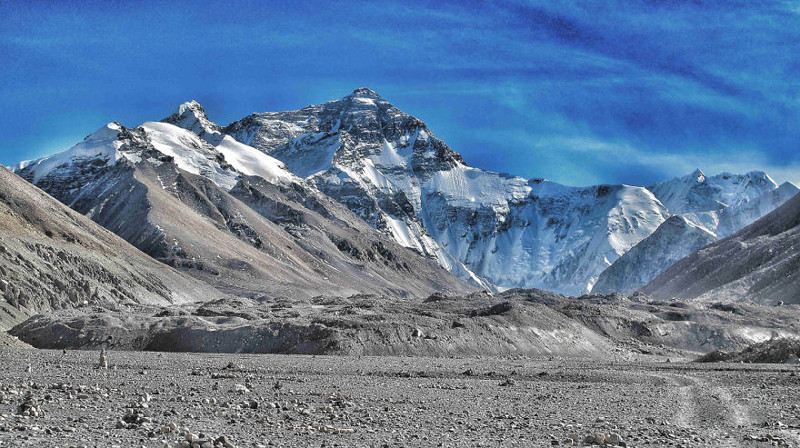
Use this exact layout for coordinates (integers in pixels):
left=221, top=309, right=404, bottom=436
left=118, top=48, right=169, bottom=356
left=1, top=349, right=799, bottom=447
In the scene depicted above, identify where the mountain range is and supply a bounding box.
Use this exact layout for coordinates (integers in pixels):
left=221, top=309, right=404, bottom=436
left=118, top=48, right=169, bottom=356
left=10, top=88, right=798, bottom=299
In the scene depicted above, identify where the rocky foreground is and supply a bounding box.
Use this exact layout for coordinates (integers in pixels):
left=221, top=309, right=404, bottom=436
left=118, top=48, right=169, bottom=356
left=0, top=349, right=797, bottom=447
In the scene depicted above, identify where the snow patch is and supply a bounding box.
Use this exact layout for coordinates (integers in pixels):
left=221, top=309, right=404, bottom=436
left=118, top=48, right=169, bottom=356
left=140, top=122, right=238, bottom=191
left=216, top=136, right=293, bottom=184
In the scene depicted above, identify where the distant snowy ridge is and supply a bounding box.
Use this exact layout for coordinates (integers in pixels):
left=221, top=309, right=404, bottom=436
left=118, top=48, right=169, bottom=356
left=14, top=115, right=296, bottom=196
left=647, top=169, right=796, bottom=238
left=594, top=169, right=799, bottom=294
left=13, top=122, right=130, bottom=182
left=642, top=191, right=800, bottom=305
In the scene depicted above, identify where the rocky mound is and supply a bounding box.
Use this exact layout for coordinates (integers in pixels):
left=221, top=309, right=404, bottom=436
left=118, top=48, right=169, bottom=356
left=697, top=337, right=800, bottom=363
left=12, top=290, right=800, bottom=357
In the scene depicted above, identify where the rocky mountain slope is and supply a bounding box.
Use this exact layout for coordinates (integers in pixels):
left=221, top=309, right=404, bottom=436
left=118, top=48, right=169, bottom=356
left=642, top=192, right=800, bottom=304
left=13, top=120, right=471, bottom=300
left=592, top=216, right=717, bottom=295
left=0, top=166, right=225, bottom=330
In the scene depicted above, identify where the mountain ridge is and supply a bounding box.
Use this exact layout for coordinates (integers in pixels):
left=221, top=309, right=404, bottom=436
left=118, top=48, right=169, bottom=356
left=0, top=165, right=226, bottom=329
left=642, top=191, right=800, bottom=304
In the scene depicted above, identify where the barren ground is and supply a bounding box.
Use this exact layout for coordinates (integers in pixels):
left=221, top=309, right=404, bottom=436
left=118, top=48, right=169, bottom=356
left=0, top=349, right=798, bottom=447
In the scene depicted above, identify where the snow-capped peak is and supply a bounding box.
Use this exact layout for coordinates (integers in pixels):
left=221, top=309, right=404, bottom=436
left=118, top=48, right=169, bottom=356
left=177, top=100, right=204, bottom=115
left=15, top=122, right=129, bottom=182
left=162, top=100, right=222, bottom=144
left=691, top=168, right=706, bottom=183
left=158, top=105, right=298, bottom=187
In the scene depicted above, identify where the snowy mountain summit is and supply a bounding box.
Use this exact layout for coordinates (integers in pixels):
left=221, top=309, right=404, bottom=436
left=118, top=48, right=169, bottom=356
left=13, top=109, right=471, bottom=299
left=162, top=100, right=223, bottom=144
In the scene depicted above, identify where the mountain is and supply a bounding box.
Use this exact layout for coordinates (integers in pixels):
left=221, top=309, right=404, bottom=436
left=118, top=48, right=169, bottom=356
left=13, top=119, right=471, bottom=299
left=217, top=88, right=670, bottom=295
left=15, top=90, right=794, bottom=298
left=592, top=215, right=717, bottom=295
left=594, top=170, right=799, bottom=294
left=642, top=192, right=800, bottom=305
left=0, top=165, right=224, bottom=329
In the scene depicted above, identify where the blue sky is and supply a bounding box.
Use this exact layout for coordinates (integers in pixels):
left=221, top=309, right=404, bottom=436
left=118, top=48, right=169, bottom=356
left=1, top=0, right=799, bottom=187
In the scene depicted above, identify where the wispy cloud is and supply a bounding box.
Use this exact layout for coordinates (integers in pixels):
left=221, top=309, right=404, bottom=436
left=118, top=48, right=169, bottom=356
left=0, top=0, right=798, bottom=187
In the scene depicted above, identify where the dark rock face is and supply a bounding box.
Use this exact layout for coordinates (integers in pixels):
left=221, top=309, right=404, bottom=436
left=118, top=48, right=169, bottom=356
left=642, top=192, right=800, bottom=305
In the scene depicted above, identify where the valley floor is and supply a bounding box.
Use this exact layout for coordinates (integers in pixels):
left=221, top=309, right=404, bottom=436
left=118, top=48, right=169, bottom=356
left=0, top=349, right=797, bottom=447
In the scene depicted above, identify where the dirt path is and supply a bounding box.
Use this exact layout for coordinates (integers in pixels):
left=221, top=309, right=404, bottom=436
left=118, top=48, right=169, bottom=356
left=645, top=371, right=754, bottom=447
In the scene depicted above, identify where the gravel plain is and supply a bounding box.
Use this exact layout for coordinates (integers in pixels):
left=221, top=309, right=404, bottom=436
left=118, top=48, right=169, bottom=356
left=0, top=349, right=798, bottom=447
